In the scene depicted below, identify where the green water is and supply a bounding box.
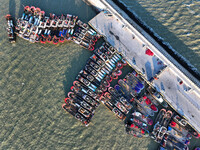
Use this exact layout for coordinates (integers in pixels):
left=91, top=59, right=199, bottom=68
left=0, top=0, right=199, bottom=149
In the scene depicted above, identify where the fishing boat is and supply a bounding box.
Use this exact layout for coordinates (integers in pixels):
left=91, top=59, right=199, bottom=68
left=162, top=134, right=189, bottom=150
left=79, top=69, right=100, bottom=86
left=76, top=75, right=97, bottom=92
left=104, top=92, right=129, bottom=115
left=72, top=81, right=98, bottom=100
left=173, top=115, right=187, bottom=127
left=113, top=68, right=122, bottom=76
left=114, top=84, right=131, bottom=100
left=40, top=34, right=46, bottom=44
left=76, top=20, right=89, bottom=30
left=147, top=87, right=168, bottom=108
left=108, top=87, right=122, bottom=98
left=167, top=125, right=191, bottom=144
left=131, top=111, right=153, bottom=125
left=62, top=103, right=90, bottom=126
left=66, top=94, right=95, bottom=114
left=125, top=122, right=149, bottom=138
left=100, top=96, right=126, bottom=120
left=105, top=75, right=112, bottom=83
left=136, top=98, right=156, bottom=117
left=52, top=35, right=59, bottom=45
left=127, top=116, right=148, bottom=129
left=87, top=59, right=101, bottom=72
left=155, top=109, right=166, bottom=125
left=71, top=87, right=99, bottom=108
left=117, top=79, right=136, bottom=99
left=90, top=54, right=112, bottom=73
left=155, top=126, right=167, bottom=143
left=160, top=110, right=173, bottom=127
left=5, top=14, right=15, bottom=43
left=102, top=80, right=110, bottom=87
left=117, top=62, right=123, bottom=69
left=85, top=65, right=104, bottom=80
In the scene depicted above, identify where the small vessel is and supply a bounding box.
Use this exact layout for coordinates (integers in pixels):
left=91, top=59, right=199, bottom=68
left=65, top=96, right=95, bottom=114
left=119, top=97, right=132, bottom=110
left=79, top=69, right=100, bottom=86
left=125, top=122, right=149, bottom=138
left=85, top=65, right=104, bottom=80
left=104, top=92, right=129, bottom=115
left=76, top=20, right=89, bottom=30
left=105, top=75, right=112, bottom=83
left=62, top=103, right=90, bottom=126
left=76, top=75, right=97, bottom=92
left=160, top=110, right=172, bottom=127
left=100, top=96, right=126, bottom=120
left=131, top=111, right=153, bottom=125
left=5, top=14, right=15, bottom=43
left=52, top=35, right=59, bottom=45
left=72, top=81, right=98, bottom=100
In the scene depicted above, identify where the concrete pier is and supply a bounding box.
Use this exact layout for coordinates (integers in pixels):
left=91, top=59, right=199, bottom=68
left=86, top=0, right=200, bottom=133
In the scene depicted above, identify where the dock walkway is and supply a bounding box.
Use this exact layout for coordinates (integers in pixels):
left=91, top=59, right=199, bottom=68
left=88, top=0, right=200, bottom=133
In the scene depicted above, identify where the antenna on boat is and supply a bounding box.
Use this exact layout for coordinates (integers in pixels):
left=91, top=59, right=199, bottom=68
left=21, top=4, right=25, bottom=8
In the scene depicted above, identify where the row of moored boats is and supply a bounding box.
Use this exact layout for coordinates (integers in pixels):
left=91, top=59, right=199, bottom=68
left=6, top=6, right=100, bottom=51
left=62, top=42, right=127, bottom=126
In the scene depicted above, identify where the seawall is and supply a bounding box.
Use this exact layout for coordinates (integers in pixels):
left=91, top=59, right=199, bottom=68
left=84, top=0, right=200, bottom=87
left=84, top=0, right=200, bottom=133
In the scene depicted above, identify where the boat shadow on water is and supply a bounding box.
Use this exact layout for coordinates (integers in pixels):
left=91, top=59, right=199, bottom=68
left=9, top=0, right=16, bottom=19
left=63, top=48, right=92, bottom=98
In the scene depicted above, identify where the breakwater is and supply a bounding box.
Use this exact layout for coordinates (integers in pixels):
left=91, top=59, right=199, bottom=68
left=85, top=0, right=200, bottom=85
left=86, top=0, right=200, bottom=133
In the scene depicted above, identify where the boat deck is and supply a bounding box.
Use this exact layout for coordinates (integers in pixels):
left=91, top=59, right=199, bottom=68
left=89, top=11, right=200, bottom=133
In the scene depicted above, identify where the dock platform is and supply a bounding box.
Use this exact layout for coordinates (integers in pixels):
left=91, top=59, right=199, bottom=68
left=89, top=8, right=200, bottom=133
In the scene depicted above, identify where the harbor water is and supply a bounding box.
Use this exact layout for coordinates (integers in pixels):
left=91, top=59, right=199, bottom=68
left=118, top=0, right=200, bottom=72
left=0, top=0, right=199, bottom=149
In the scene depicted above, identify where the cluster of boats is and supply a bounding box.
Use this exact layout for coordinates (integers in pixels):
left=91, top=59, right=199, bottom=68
left=62, top=42, right=128, bottom=126
left=99, top=70, right=158, bottom=137
left=6, top=6, right=100, bottom=50
left=94, top=62, right=200, bottom=149
left=6, top=7, right=200, bottom=149
left=61, top=38, right=200, bottom=148
left=151, top=108, right=200, bottom=150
